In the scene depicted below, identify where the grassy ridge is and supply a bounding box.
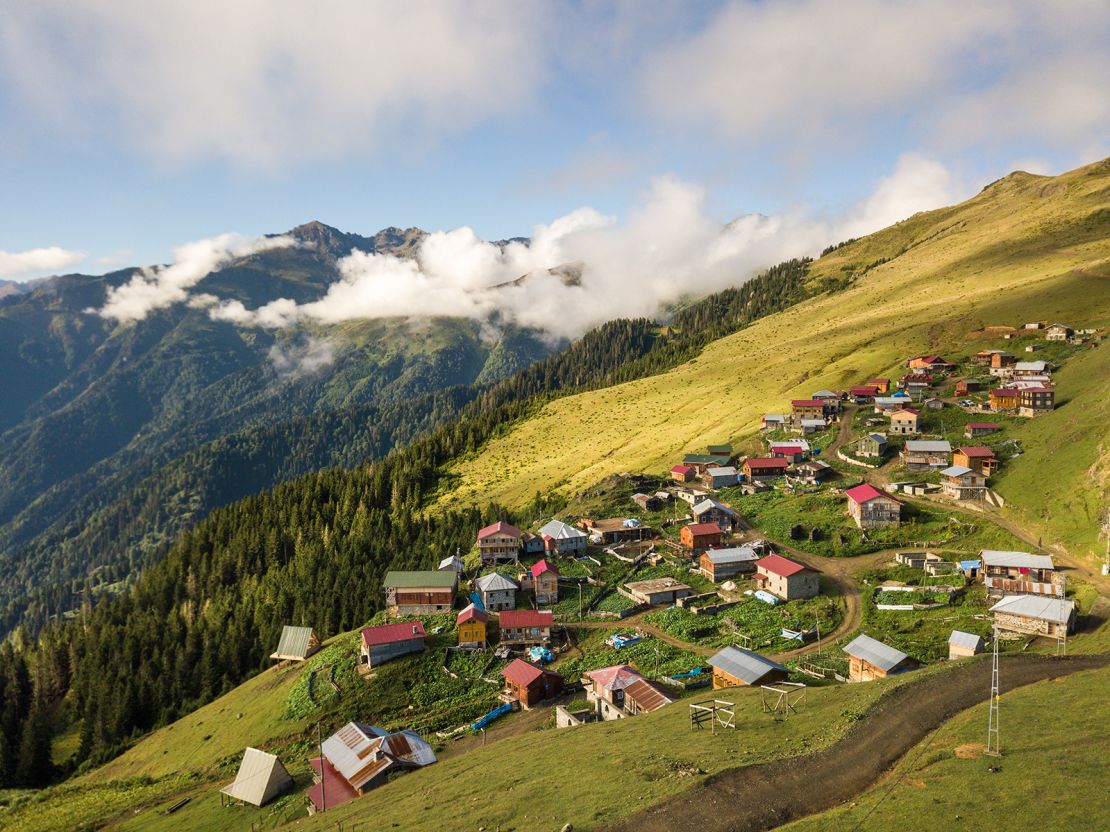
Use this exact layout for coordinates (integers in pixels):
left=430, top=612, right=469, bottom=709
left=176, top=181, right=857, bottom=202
left=437, top=160, right=1110, bottom=557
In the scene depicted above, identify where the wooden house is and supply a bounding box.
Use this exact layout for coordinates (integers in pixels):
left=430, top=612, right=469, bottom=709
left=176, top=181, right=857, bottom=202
left=888, top=408, right=920, bottom=436
left=501, top=659, right=563, bottom=708
left=990, top=596, right=1076, bottom=639
left=793, top=459, right=832, bottom=484
left=623, top=578, right=692, bottom=606
left=670, top=464, right=695, bottom=483
left=843, top=634, right=921, bottom=682
left=692, top=498, right=740, bottom=532
left=473, top=572, right=518, bottom=611
left=857, top=432, right=887, bottom=458
left=706, top=444, right=735, bottom=459
left=683, top=453, right=733, bottom=473
left=632, top=492, right=662, bottom=511
left=849, top=384, right=880, bottom=402
left=790, top=399, right=826, bottom=420
left=680, top=521, right=722, bottom=552
left=530, top=559, right=560, bottom=605
left=742, top=457, right=790, bottom=482
left=754, top=554, right=819, bottom=600
left=907, top=355, right=955, bottom=371
left=844, top=483, right=901, bottom=529
left=497, top=609, right=554, bottom=645
left=796, top=418, right=827, bottom=435
left=1018, top=386, right=1054, bottom=416
left=867, top=377, right=890, bottom=394
left=537, top=519, right=588, bottom=555
left=270, top=625, right=320, bottom=662
left=580, top=517, right=650, bottom=544
left=990, top=352, right=1017, bottom=370
left=769, top=443, right=807, bottom=463
left=476, top=520, right=523, bottom=565
left=964, top=421, right=999, bottom=439
left=521, top=532, right=545, bottom=555
left=955, top=379, right=983, bottom=396
left=708, top=646, right=788, bottom=689
left=360, top=621, right=426, bottom=669
left=939, top=465, right=987, bottom=500
left=456, top=604, right=488, bottom=648
left=699, top=545, right=760, bottom=581
left=1013, top=360, right=1049, bottom=378
left=947, top=630, right=984, bottom=660
left=1044, top=323, right=1072, bottom=341
left=900, top=440, right=952, bottom=470
left=989, top=388, right=1020, bottom=411
left=383, top=571, right=457, bottom=616
left=953, top=446, right=999, bottom=476
left=980, top=550, right=1059, bottom=598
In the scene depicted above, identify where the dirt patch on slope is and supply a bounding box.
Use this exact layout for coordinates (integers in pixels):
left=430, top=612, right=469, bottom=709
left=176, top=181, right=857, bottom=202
left=608, top=654, right=1108, bottom=832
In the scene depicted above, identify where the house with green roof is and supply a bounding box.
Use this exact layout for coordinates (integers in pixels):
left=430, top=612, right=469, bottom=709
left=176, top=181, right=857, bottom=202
left=383, top=570, right=458, bottom=616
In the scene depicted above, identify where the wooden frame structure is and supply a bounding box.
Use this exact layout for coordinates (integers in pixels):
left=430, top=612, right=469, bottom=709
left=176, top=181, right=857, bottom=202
left=688, top=699, right=736, bottom=733
left=761, top=682, right=807, bottom=720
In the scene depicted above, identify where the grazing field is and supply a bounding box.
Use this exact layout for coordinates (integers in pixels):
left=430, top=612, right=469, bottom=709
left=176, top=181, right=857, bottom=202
left=779, top=663, right=1110, bottom=832
left=435, top=161, right=1110, bottom=562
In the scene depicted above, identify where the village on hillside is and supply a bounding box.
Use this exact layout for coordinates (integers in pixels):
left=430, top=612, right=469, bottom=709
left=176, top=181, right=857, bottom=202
left=213, top=321, right=1102, bottom=819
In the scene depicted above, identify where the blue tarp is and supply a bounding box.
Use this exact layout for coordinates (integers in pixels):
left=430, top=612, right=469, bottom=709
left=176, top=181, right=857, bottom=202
left=471, top=702, right=513, bottom=732
left=606, top=634, right=641, bottom=649
left=470, top=591, right=485, bottom=609
left=529, top=646, right=555, bottom=664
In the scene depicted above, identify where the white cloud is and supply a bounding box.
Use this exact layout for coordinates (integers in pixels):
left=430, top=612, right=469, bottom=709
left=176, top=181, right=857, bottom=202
left=206, top=154, right=966, bottom=339
left=268, top=335, right=337, bottom=378
left=0, top=246, right=85, bottom=278
left=641, top=0, right=1110, bottom=159
left=93, top=233, right=295, bottom=322
left=0, top=1, right=548, bottom=168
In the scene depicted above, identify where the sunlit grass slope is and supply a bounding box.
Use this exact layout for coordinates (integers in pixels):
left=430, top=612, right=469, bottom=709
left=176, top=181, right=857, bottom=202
left=438, top=159, right=1110, bottom=556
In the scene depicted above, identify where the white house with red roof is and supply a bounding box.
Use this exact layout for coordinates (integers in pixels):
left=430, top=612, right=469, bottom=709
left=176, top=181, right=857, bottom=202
left=359, top=621, right=426, bottom=670
left=476, top=520, right=523, bottom=565
left=755, top=554, right=820, bottom=600
left=844, top=483, right=901, bottom=529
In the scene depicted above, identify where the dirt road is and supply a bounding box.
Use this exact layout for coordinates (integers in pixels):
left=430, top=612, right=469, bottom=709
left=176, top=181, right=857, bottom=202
left=609, top=653, right=1109, bottom=832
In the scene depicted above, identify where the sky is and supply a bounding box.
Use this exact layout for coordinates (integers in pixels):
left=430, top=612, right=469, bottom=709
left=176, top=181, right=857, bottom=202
left=0, top=0, right=1107, bottom=291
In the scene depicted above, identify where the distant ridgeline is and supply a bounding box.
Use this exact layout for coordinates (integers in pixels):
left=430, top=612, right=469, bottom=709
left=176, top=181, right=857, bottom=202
left=0, top=256, right=820, bottom=785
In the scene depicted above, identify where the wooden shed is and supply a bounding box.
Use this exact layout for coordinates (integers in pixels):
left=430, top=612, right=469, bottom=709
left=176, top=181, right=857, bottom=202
left=843, top=634, right=921, bottom=682
left=270, top=625, right=320, bottom=662
left=501, top=659, right=563, bottom=708
left=708, top=646, right=788, bottom=689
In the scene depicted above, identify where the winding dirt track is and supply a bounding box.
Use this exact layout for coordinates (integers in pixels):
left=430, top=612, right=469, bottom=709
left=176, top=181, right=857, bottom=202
left=608, top=653, right=1109, bottom=832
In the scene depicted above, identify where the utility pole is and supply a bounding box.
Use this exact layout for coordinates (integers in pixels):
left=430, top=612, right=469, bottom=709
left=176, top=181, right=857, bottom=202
left=986, top=628, right=1001, bottom=757
left=317, top=721, right=327, bottom=812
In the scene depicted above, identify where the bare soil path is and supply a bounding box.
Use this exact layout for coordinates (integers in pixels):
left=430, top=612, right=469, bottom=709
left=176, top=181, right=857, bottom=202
left=609, top=653, right=1109, bottom=832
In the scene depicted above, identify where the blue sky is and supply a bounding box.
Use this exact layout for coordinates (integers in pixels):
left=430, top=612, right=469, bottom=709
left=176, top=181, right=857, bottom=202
left=1, top=0, right=1107, bottom=279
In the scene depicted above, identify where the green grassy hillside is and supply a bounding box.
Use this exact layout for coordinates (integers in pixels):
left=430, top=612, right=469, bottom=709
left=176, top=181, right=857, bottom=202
left=437, top=159, right=1110, bottom=558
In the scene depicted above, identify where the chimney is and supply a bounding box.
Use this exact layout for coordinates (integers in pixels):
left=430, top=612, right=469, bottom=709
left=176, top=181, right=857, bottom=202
left=412, top=625, right=419, bottom=636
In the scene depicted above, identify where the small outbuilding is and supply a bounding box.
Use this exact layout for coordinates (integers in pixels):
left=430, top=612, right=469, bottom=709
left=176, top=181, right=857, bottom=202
left=947, top=630, right=984, bottom=660
left=843, top=634, right=921, bottom=682
left=270, top=625, right=321, bottom=662
left=708, top=646, right=788, bottom=689
left=624, top=578, right=692, bottom=606
left=220, top=748, right=293, bottom=807
left=501, top=659, right=563, bottom=708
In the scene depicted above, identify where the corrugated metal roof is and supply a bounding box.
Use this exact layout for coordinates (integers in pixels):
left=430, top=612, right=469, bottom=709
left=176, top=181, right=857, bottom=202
left=477, top=520, right=523, bottom=540
left=990, top=595, right=1074, bottom=624
left=475, top=572, right=518, bottom=592
left=501, top=658, right=558, bottom=686
left=361, top=621, right=426, bottom=646
left=623, top=678, right=675, bottom=712
left=904, top=440, right=952, bottom=453
left=383, top=570, right=458, bottom=589
left=940, top=465, right=974, bottom=477
left=843, top=634, right=909, bottom=671
left=457, top=604, right=488, bottom=625
left=586, top=664, right=643, bottom=691
left=272, top=625, right=317, bottom=660
left=706, top=546, right=759, bottom=565
left=498, top=609, right=553, bottom=629
left=948, top=630, right=983, bottom=649
left=708, top=646, right=786, bottom=684
left=980, top=550, right=1055, bottom=570
left=538, top=519, right=587, bottom=540
left=706, top=466, right=738, bottom=477
left=693, top=498, right=737, bottom=515
left=684, top=522, right=722, bottom=535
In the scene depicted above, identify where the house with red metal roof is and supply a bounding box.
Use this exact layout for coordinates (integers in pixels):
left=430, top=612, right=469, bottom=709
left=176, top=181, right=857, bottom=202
left=498, top=609, right=554, bottom=645
left=584, top=664, right=645, bottom=719
left=790, top=399, right=826, bottom=420
left=679, top=521, right=722, bottom=552
left=456, top=604, right=488, bottom=648
left=964, top=421, right=1000, bottom=439
left=844, top=483, right=901, bottom=529
left=501, top=659, right=563, bottom=708
left=755, top=554, right=820, bottom=600
left=359, top=621, right=426, bottom=670
left=476, top=520, right=523, bottom=565
left=528, top=559, right=560, bottom=605
left=769, top=444, right=806, bottom=463
left=670, top=464, right=695, bottom=483
left=849, top=384, right=880, bottom=402
left=867, top=377, right=891, bottom=394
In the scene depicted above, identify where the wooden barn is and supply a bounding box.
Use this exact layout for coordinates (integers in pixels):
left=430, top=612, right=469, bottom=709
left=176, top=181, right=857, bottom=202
left=843, top=634, right=921, bottom=682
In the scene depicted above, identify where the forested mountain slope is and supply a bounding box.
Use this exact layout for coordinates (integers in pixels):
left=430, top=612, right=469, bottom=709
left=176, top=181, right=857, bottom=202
left=438, top=159, right=1110, bottom=556
left=0, top=224, right=553, bottom=635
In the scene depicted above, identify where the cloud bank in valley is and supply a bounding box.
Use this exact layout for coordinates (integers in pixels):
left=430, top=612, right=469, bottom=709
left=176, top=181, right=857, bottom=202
left=0, top=246, right=85, bottom=278
left=209, top=154, right=962, bottom=339
left=94, top=234, right=294, bottom=322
